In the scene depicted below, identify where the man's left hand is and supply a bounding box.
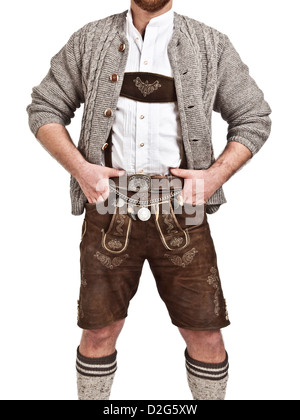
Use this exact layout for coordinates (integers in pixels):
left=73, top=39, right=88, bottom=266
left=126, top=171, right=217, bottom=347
left=170, top=168, right=220, bottom=206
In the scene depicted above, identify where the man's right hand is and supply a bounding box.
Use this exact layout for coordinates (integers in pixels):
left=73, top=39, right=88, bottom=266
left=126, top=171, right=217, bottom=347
left=76, top=162, right=126, bottom=204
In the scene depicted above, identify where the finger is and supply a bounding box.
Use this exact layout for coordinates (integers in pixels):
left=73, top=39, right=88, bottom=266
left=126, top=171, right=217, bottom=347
left=101, top=187, right=110, bottom=202
left=177, top=186, right=190, bottom=206
left=88, top=196, right=98, bottom=204
left=180, top=183, right=194, bottom=205
left=195, top=198, right=206, bottom=206
left=177, top=193, right=184, bottom=207
left=183, top=188, right=191, bottom=203
left=104, top=167, right=126, bottom=178
left=96, top=194, right=105, bottom=204
left=170, top=168, right=192, bottom=179
left=96, top=177, right=109, bottom=193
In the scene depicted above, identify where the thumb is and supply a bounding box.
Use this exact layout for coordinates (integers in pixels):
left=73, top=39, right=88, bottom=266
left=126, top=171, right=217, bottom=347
left=105, top=167, right=126, bottom=178
left=170, top=168, right=190, bottom=178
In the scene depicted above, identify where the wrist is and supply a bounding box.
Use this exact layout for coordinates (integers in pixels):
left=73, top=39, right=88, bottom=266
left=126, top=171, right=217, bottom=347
left=71, top=159, right=91, bottom=180
left=206, top=166, right=226, bottom=191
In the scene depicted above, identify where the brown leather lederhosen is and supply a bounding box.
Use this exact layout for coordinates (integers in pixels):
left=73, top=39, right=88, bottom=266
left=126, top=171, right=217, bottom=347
left=77, top=72, right=230, bottom=332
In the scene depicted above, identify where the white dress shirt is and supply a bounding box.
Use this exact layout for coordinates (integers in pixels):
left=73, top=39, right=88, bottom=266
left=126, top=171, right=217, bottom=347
left=110, top=8, right=183, bottom=176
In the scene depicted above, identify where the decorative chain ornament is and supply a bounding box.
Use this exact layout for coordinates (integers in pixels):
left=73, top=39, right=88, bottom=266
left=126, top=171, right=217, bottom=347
left=108, top=184, right=182, bottom=207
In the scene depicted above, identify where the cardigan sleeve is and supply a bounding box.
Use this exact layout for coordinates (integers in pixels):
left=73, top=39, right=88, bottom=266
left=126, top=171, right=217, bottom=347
left=213, top=35, right=272, bottom=156
left=27, top=30, right=84, bottom=137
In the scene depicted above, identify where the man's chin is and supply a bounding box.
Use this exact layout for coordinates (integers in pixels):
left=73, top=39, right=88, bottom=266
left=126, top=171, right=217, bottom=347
left=132, top=0, right=171, bottom=13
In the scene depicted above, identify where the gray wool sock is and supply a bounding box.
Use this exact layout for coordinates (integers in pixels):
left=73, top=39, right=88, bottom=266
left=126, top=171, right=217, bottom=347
left=185, top=349, right=229, bottom=401
left=76, top=347, right=118, bottom=401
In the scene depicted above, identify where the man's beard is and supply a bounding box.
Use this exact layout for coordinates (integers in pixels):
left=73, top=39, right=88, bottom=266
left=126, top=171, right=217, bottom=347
left=132, top=0, right=171, bottom=13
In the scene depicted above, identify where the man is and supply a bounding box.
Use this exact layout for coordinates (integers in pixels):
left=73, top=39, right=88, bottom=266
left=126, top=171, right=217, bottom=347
left=27, top=0, right=271, bottom=401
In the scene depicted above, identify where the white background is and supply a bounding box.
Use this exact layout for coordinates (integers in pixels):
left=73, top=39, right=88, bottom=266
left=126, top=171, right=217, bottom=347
left=1, top=0, right=299, bottom=400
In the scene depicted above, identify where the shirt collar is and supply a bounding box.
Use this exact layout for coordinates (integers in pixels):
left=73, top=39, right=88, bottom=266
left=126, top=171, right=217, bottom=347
left=127, top=7, right=174, bottom=32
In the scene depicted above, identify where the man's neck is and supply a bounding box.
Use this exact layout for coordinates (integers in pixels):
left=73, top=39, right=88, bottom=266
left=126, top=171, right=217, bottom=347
left=130, top=1, right=173, bottom=37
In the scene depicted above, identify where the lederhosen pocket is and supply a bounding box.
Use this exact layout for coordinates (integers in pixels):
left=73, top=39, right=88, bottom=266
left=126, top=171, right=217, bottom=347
left=154, top=201, right=190, bottom=252
left=101, top=206, right=132, bottom=254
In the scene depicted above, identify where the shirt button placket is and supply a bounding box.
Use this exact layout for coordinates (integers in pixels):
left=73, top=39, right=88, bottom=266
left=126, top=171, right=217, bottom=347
left=136, top=101, right=148, bottom=174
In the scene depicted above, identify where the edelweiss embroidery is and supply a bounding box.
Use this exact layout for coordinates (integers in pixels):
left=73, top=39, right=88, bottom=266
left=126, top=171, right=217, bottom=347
left=207, top=267, right=221, bottom=317
left=165, top=248, right=198, bottom=268
left=107, top=240, right=123, bottom=250
left=94, top=251, right=129, bottom=270
left=170, top=237, right=184, bottom=248
left=133, top=77, right=162, bottom=97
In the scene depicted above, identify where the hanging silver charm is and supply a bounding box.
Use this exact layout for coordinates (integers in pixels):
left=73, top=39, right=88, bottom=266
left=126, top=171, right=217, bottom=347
left=137, top=207, right=151, bottom=222
left=128, top=206, right=137, bottom=221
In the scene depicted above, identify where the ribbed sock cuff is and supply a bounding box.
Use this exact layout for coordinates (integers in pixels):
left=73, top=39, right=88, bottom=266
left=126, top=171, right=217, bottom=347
left=76, top=347, right=118, bottom=378
left=185, top=349, right=229, bottom=381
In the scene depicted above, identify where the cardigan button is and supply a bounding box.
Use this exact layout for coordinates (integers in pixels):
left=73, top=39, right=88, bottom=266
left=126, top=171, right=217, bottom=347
left=119, top=43, right=126, bottom=52
left=104, top=109, right=113, bottom=118
left=110, top=74, right=119, bottom=83
left=101, top=143, right=109, bottom=151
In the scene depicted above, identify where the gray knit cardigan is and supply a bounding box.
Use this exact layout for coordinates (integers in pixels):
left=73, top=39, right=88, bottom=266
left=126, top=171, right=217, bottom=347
left=27, top=10, right=272, bottom=215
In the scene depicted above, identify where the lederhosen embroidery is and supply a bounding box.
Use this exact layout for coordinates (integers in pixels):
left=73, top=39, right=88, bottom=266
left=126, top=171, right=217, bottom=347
left=77, top=300, right=84, bottom=321
left=134, top=77, right=162, bottom=97
left=101, top=206, right=132, bottom=255
left=207, top=267, right=221, bottom=317
left=165, top=248, right=199, bottom=268
left=120, top=72, right=177, bottom=103
left=94, top=251, right=130, bottom=270
left=154, top=201, right=190, bottom=252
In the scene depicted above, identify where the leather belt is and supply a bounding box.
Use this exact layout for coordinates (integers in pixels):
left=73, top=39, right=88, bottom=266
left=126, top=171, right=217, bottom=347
left=110, top=174, right=183, bottom=193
